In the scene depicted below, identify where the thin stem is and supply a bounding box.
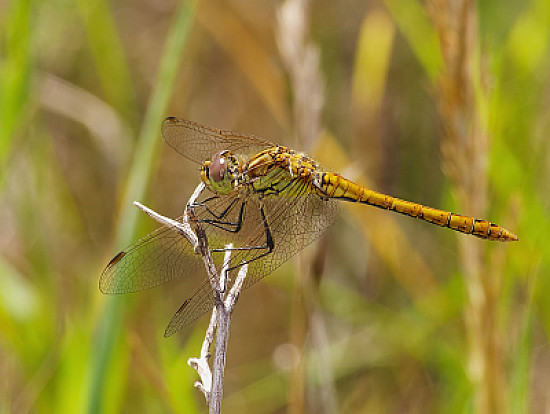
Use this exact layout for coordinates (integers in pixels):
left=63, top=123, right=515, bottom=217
left=134, top=183, right=247, bottom=413
left=210, top=263, right=248, bottom=414
left=210, top=303, right=229, bottom=414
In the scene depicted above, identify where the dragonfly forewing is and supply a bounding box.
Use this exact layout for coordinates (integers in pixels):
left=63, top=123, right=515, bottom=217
left=162, top=118, right=276, bottom=165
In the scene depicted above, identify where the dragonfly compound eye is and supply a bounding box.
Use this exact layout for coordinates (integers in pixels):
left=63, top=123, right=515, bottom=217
left=209, top=154, right=227, bottom=182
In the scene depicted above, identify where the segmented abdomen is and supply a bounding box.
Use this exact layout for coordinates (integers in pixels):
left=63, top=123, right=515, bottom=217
left=319, top=172, right=518, bottom=242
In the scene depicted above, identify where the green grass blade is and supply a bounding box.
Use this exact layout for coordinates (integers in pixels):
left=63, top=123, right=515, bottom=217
left=75, top=0, right=138, bottom=122
left=0, top=0, right=33, bottom=170
left=382, top=0, right=443, bottom=80
left=87, top=2, right=198, bottom=413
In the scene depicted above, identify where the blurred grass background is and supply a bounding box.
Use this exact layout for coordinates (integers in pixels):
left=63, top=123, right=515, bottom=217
left=0, top=0, right=548, bottom=413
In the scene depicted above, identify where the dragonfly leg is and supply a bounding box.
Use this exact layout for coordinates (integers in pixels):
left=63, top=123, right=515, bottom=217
left=189, top=195, right=238, bottom=220
left=213, top=201, right=275, bottom=273
left=189, top=197, right=245, bottom=233
left=200, top=201, right=246, bottom=233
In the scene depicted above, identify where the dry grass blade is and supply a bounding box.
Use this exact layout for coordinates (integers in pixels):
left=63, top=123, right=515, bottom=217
left=427, top=1, right=504, bottom=413
left=277, top=0, right=324, bottom=150
left=276, top=1, right=335, bottom=413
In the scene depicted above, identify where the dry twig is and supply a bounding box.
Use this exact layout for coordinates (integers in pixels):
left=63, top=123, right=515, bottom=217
left=134, top=183, right=248, bottom=413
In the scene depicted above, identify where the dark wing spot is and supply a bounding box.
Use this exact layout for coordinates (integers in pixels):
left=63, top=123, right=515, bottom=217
left=106, top=251, right=126, bottom=269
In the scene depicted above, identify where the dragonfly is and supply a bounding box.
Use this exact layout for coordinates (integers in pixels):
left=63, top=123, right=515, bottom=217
left=100, top=118, right=518, bottom=336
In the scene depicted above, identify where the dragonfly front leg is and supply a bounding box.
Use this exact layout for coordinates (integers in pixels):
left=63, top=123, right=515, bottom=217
left=189, top=196, right=245, bottom=233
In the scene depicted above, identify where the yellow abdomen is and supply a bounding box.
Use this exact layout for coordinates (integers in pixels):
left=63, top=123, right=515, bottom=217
left=319, top=172, right=518, bottom=242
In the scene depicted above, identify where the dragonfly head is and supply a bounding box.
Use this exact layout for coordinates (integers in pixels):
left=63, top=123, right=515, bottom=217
left=201, top=150, right=238, bottom=194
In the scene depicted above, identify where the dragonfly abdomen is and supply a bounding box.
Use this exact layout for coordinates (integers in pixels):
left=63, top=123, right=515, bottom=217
left=319, top=172, right=518, bottom=242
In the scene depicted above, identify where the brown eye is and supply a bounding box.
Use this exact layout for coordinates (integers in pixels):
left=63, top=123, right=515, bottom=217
left=209, top=154, right=226, bottom=182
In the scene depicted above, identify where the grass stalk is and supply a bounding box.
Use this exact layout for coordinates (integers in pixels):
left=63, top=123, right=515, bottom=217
left=427, top=1, right=504, bottom=413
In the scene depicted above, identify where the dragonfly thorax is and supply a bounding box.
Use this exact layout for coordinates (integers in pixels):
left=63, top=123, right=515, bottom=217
left=201, top=150, right=241, bottom=195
